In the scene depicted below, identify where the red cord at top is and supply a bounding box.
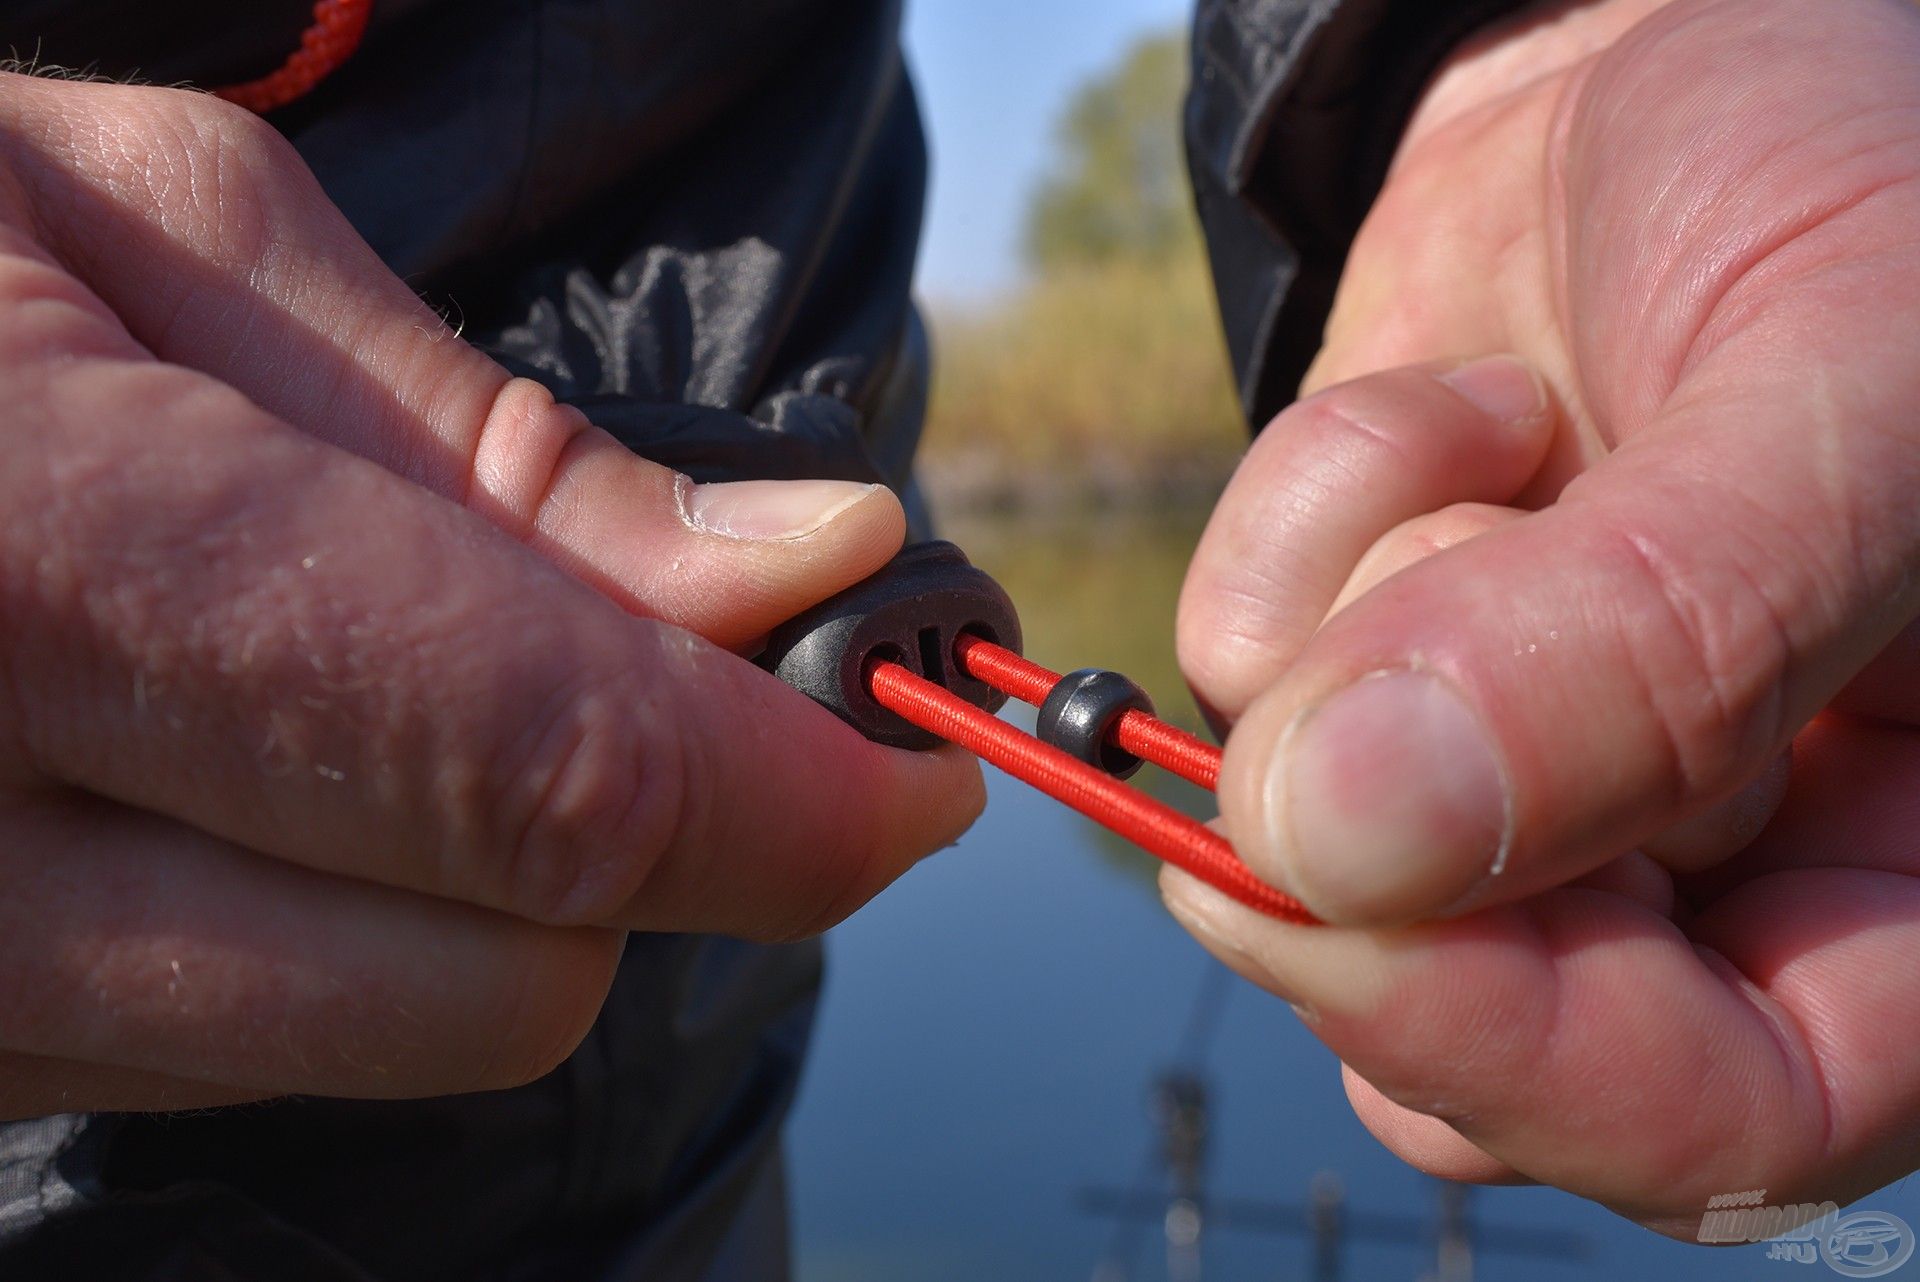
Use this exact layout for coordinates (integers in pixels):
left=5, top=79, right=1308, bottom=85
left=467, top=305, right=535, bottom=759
left=954, top=634, right=1222, bottom=791
left=215, top=0, right=373, bottom=114
left=866, top=657, right=1314, bottom=923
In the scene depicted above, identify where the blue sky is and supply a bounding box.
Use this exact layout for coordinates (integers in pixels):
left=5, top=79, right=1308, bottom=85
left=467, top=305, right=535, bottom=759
left=902, top=0, right=1192, bottom=301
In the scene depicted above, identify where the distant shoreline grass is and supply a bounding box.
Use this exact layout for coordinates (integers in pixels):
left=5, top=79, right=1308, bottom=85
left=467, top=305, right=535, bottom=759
left=918, top=253, right=1249, bottom=511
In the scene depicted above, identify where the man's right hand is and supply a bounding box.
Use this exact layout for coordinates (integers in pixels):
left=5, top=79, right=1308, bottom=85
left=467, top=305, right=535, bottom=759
left=1168, top=0, right=1920, bottom=1234
left=0, top=73, right=982, bottom=1118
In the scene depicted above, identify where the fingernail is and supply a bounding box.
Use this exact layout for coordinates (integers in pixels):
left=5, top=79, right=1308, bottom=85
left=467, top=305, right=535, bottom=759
left=1438, top=355, right=1545, bottom=425
left=681, top=479, right=877, bottom=541
left=1270, top=671, right=1510, bottom=924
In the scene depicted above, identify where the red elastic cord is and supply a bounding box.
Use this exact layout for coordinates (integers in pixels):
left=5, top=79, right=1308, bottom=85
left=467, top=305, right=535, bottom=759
left=215, top=0, right=373, bottom=114
left=954, top=634, right=1222, bottom=791
left=866, top=659, right=1314, bottom=923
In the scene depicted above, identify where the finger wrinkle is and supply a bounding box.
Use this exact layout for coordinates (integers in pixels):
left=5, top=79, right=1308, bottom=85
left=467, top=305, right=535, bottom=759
left=487, top=652, right=685, bottom=927
left=1578, top=514, right=1789, bottom=806
left=0, top=253, right=140, bottom=365
left=1691, top=939, right=1838, bottom=1168
left=460, top=375, right=587, bottom=536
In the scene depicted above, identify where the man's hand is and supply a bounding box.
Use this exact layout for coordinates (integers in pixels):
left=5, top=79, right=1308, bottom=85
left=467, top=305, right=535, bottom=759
left=0, top=73, right=982, bottom=1117
left=1170, top=0, right=1920, bottom=1235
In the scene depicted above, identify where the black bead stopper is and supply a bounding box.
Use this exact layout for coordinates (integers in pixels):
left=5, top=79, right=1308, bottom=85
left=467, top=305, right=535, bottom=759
left=1036, top=668, right=1155, bottom=779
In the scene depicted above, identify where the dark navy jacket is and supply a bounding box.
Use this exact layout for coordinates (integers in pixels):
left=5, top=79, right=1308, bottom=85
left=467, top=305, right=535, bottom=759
left=0, top=1, right=1526, bottom=1277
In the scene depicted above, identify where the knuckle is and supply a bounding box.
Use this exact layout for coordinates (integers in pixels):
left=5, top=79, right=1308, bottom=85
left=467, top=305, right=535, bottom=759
left=88, top=86, right=310, bottom=273
left=1180, top=505, right=1330, bottom=657
left=171, top=87, right=307, bottom=183
left=1177, top=566, right=1316, bottom=701
left=1290, top=386, right=1429, bottom=479
left=2, top=366, right=277, bottom=775
left=1178, top=605, right=1267, bottom=690
left=1173, top=584, right=1225, bottom=680
left=484, top=661, right=685, bottom=926
left=151, top=84, right=265, bottom=151
left=460, top=376, right=598, bottom=530
left=162, top=97, right=286, bottom=260
left=1595, top=518, right=1793, bottom=798
left=4, top=81, right=261, bottom=262
left=0, top=253, right=128, bottom=366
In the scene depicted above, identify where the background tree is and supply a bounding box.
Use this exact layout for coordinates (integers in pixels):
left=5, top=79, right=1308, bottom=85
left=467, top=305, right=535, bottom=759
left=921, top=29, right=1242, bottom=498
left=1022, top=33, right=1199, bottom=272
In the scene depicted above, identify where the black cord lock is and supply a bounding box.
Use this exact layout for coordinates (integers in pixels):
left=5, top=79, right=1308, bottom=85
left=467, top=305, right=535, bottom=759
left=758, top=541, right=1023, bottom=750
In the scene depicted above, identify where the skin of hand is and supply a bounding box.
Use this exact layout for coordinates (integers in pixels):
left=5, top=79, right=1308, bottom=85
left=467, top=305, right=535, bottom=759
left=0, top=72, right=984, bottom=1118
left=1168, top=0, right=1920, bottom=1238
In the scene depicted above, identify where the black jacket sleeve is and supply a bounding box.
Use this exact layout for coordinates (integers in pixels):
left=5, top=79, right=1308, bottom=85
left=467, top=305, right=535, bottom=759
left=1186, top=0, right=1536, bottom=430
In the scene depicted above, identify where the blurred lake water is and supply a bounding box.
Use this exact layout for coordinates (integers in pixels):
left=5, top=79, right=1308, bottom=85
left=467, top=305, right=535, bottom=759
left=788, top=506, right=1917, bottom=1282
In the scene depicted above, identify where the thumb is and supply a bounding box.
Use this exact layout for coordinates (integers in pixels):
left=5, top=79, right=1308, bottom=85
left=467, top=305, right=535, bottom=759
left=3, top=74, right=900, bottom=649
left=1218, top=0, right=1920, bottom=925
left=1217, top=370, right=1920, bottom=925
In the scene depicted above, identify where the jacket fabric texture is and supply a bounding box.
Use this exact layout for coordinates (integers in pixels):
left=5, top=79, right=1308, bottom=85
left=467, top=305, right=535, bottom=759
left=0, top=0, right=1524, bottom=1277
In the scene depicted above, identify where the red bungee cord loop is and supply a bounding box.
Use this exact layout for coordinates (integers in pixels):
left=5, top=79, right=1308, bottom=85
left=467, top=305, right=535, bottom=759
left=214, top=0, right=373, bottom=114
left=864, top=640, right=1317, bottom=924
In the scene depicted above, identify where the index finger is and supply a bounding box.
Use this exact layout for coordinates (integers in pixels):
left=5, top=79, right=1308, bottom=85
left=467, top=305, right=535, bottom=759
left=1178, top=357, right=1554, bottom=728
left=1, top=256, right=981, bottom=940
